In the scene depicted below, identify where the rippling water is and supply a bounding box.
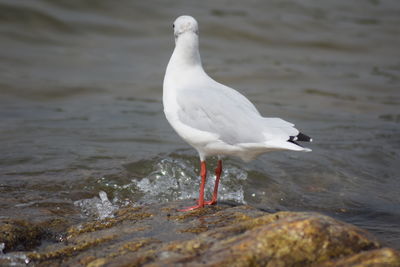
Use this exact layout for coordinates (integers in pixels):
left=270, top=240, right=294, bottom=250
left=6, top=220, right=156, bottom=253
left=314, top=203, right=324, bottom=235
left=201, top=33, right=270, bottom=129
left=1, top=0, right=399, bottom=250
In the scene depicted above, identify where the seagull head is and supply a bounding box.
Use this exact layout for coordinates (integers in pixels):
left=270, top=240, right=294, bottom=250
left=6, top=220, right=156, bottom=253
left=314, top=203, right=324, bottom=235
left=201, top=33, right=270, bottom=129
left=169, top=15, right=202, bottom=66
left=173, top=15, right=199, bottom=39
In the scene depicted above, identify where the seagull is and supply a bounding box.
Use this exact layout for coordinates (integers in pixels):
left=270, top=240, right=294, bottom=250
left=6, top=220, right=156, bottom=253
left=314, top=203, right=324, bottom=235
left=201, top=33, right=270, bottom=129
left=163, top=15, right=312, bottom=211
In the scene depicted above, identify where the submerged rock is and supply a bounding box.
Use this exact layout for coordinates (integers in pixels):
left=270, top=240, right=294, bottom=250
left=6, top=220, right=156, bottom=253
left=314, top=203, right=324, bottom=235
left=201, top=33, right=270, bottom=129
left=1, top=201, right=399, bottom=266
left=0, top=219, right=43, bottom=252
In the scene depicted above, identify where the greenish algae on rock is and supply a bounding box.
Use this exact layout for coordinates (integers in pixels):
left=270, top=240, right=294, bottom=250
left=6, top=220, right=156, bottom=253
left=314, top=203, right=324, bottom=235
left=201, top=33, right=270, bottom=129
left=66, top=207, right=152, bottom=240
left=1, top=201, right=399, bottom=267
left=27, top=235, right=116, bottom=262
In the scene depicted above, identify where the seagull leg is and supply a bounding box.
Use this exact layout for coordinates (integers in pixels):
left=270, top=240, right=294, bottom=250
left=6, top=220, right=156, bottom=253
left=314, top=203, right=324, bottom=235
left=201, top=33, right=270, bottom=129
left=179, top=160, right=207, bottom=211
left=205, top=159, right=222, bottom=205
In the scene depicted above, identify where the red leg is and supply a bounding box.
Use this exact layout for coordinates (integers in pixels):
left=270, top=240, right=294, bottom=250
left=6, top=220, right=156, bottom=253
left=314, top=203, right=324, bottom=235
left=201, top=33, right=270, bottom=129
left=205, top=159, right=222, bottom=206
left=179, top=161, right=207, bottom=211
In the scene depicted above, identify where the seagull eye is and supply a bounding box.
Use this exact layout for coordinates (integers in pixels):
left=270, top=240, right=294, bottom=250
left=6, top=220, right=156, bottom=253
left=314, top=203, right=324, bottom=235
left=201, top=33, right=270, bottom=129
left=172, top=24, right=175, bottom=29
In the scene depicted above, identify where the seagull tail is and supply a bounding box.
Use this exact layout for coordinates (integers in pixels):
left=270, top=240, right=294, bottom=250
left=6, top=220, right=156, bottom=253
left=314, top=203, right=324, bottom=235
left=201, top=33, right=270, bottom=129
left=289, top=132, right=312, bottom=142
left=287, top=132, right=313, bottom=151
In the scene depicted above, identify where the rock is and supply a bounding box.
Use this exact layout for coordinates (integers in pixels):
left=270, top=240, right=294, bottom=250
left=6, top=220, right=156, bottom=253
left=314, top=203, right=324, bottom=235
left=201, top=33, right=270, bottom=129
left=319, top=248, right=400, bottom=267
left=114, top=211, right=381, bottom=266
left=0, top=219, right=43, bottom=252
left=0, top=201, right=399, bottom=267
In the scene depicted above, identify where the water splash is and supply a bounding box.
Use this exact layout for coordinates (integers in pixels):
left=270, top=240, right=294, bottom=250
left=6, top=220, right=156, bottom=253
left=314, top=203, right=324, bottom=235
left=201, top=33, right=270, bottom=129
left=130, top=157, right=247, bottom=204
left=75, top=157, right=248, bottom=217
left=74, top=191, right=118, bottom=220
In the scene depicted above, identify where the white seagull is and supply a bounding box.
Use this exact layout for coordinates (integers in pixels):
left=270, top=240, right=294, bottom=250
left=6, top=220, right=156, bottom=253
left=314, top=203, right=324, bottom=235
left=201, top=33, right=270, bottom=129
left=163, top=15, right=312, bottom=211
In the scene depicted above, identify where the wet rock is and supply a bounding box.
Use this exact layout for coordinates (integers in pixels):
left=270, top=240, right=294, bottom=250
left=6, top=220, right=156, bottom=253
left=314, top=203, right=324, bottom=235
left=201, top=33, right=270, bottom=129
left=130, top=211, right=382, bottom=266
left=0, top=219, right=43, bottom=252
left=1, top=201, right=399, bottom=266
left=318, top=248, right=400, bottom=267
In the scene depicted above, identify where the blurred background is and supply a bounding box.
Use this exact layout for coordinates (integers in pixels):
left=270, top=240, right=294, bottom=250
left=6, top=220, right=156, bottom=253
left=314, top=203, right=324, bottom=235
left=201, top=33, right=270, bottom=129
left=0, top=0, right=399, bottom=248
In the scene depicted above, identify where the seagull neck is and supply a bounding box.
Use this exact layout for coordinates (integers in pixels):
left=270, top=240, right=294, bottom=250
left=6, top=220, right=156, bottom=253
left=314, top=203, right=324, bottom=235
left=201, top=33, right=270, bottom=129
left=170, top=33, right=202, bottom=68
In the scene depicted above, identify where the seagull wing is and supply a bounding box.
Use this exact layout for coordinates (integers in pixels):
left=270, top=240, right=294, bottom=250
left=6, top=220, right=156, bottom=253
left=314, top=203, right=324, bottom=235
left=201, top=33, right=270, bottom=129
left=176, top=80, right=298, bottom=145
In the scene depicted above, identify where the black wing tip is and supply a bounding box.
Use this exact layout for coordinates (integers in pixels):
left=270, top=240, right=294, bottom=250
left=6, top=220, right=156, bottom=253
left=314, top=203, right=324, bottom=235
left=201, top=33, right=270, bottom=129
left=289, top=132, right=312, bottom=143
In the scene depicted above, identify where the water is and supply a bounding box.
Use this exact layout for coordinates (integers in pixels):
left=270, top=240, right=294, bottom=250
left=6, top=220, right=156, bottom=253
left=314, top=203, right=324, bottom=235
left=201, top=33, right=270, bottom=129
left=1, top=0, right=399, bottom=252
left=74, top=191, right=118, bottom=220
